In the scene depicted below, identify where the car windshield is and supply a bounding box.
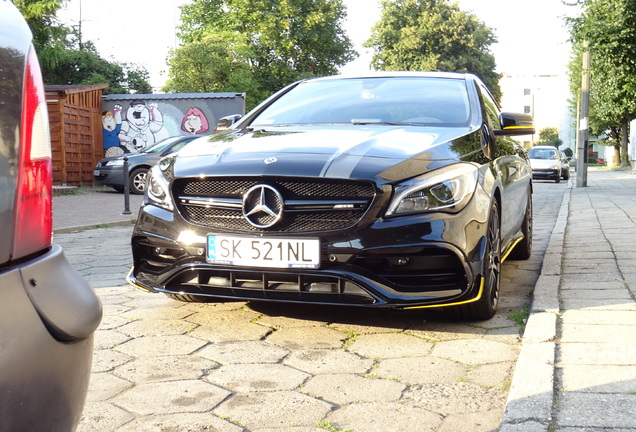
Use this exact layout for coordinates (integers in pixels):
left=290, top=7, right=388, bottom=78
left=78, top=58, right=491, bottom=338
left=250, top=77, right=471, bottom=127
left=142, top=136, right=185, bottom=154
left=528, top=148, right=558, bottom=160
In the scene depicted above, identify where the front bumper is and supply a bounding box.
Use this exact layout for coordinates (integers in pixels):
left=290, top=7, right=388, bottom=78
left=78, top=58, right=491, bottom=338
left=94, top=166, right=125, bottom=187
left=129, top=187, right=493, bottom=309
left=531, top=168, right=559, bottom=180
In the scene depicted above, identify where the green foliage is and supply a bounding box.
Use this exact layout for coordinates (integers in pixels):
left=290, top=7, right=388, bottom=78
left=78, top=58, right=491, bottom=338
left=567, top=0, right=636, bottom=163
left=365, top=0, right=501, bottom=101
left=535, top=127, right=562, bottom=147
left=14, top=0, right=152, bottom=94
left=166, top=0, right=357, bottom=110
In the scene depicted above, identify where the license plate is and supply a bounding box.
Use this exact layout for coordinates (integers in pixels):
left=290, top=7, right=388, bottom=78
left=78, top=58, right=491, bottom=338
left=93, top=170, right=100, bottom=176
left=207, top=235, right=320, bottom=269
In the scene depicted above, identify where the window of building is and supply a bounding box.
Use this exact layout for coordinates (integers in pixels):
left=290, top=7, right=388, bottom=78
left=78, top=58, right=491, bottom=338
left=524, top=105, right=531, bottom=114
left=524, top=88, right=531, bottom=95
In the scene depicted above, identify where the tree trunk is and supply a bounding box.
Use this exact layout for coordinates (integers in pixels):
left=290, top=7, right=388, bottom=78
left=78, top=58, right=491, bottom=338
left=621, top=117, right=630, bottom=167
left=613, top=145, right=621, bottom=166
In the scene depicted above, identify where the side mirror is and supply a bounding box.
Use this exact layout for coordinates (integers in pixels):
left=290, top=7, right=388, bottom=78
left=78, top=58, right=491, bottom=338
left=215, top=114, right=243, bottom=132
left=494, top=112, right=535, bottom=136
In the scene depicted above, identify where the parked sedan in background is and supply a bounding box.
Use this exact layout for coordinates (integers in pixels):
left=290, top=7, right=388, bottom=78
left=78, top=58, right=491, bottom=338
left=528, top=145, right=562, bottom=183
left=0, top=1, right=102, bottom=431
left=128, top=72, right=535, bottom=321
left=559, top=150, right=571, bottom=180
left=94, top=135, right=199, bottom=194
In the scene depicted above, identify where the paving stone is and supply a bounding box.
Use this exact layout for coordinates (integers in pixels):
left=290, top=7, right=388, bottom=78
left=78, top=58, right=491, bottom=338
left=406, top=321, right=487, bottom=341
left=561, top=324, right=636, bottom=343
left=94, top=329, right=131, bottom=350
left=285, top=349, right=373, bottom=375
left=559, top=343, right=636, bottom=365
left=301, top=374, right=405, bottom=404
left=120, top=306, right=194, bottom=321
left=468, top=362, right=514, bottom=389
left=328, top=402, right=442, bottom=432
left=402, top=382, right=507, bottom=416
left=557, top=392, right=636, bottom=428
left=114, top=380, right=231, bottom=416
left=118, top=319, right=197, bottom=337
left=198, top=340, right=289, bottom=364
left=560, top=365, right=636, bottom=393
left=192, top=322, right=272, bottom=342
left=115, top=355, right=219, bottom=384
left=186, top=309, right=262, bottom=326
left=91, top=349, right=132, bottom=373
left=206, top=363, right=309, bottom=392
left=98, top=315, right=130, bottom=330
left=432, top=339, right=518, bottom=365
left=115, top=335, right=207, bottom=357
left=266, top=326, right=349, bottom=349
left=438, top=409, right=503, bottom=432
left=561, top=310, right=636, bottom=325
left=347, top=332, right=433, bottom=358
left=86, top=373, right=132, bottom=402
left=374, top=356, right=466, bottom=385
left=116, top=413, right=244, bottom=432
left=214, top=391, right=332, bottom=429
left=560, top=289, right=632, bottom=300
left=76, top=401, right=134, bottom=432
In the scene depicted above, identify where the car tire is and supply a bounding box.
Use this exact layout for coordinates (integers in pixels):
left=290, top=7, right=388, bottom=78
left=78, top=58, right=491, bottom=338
left=508, top=190, right=532, bottom=261
left=450, top=200, right=501, bottom=321
left=112, top=185, right=124, bottom=193
left=129, top=168, right=148, bottom=195
left=562, top=170, right=570, bottom=180
left=555, top=175, right=561, bottom=183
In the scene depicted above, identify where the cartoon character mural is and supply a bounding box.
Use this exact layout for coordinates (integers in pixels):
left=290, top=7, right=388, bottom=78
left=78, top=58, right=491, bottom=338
left=181, top=107, right=209, bottom=135
left=118, top=100, right=164, bottom=152
left=102, top=105, right=125, bottom=157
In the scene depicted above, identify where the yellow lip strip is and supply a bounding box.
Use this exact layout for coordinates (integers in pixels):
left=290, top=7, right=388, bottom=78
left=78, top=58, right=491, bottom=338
left=404, top=276, right=484, bottom=310
left=126, top=267, right=152, bottom=292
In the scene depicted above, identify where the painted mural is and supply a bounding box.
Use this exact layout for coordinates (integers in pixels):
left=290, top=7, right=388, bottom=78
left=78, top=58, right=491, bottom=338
left=101, top=93, right=245, bottom=157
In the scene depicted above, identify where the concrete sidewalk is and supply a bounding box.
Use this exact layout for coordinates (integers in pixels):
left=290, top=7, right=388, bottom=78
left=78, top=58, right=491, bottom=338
left=53, top=187, right=143, bottom=233
left=501, top=168, right=636, bottom=431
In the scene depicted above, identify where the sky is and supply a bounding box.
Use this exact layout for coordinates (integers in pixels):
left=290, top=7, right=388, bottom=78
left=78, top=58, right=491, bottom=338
left=57, top=0, right=577, bottom=91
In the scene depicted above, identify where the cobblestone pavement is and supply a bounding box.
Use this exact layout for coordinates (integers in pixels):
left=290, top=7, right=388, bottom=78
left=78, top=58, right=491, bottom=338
left=53, top=182, right=566, bottom=432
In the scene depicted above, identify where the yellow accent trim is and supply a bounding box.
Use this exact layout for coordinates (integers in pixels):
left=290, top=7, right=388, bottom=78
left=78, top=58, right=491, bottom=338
left=126, top=267, right=152, bottom=292
left=404, top=276, right=484, bottom=310
left=501, top=236, right=524, bottom=263
left=503, top=126, right=530, bottom=130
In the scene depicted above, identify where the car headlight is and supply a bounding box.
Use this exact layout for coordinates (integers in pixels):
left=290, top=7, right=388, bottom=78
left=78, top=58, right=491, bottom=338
left=386, top=164, right=479, bottom=216
left=107, top=159, right=125, bottom=167
left=146, top=164, right=173, bottom=211
left=550, top=164, right=560, bottom=170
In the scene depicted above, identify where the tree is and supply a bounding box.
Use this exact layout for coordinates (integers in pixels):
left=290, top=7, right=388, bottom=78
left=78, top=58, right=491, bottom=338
left=365, top=0, right=501, bottom=101
left=14, top=0, right=152, bottom=94
left=567, top=0, right=636, bottom=166
left=535, top=127, right=563, bottom=148
left=166, top=0, right=357, bottom=109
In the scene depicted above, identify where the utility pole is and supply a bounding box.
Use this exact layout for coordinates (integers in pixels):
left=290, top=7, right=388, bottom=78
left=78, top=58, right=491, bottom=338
left=576, top=46, right=590, bottom=187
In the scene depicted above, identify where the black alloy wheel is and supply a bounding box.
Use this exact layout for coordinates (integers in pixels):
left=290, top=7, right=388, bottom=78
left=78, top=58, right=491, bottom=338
left=129, top=168, right=149, bottom=195
left=452, top=200, right=502, bottom=320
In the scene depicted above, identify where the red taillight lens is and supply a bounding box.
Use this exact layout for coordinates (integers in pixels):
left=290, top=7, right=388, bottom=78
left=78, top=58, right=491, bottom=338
left=12, top=45, right=53, bottom=259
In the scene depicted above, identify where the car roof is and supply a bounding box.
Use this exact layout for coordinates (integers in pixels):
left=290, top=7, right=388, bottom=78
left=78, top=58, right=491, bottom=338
left=304, top=71, right=474, bottom=83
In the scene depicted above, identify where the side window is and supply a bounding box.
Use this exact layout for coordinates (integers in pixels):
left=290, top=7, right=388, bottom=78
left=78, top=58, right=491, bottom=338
left=478, top=84, right=501, bottom=130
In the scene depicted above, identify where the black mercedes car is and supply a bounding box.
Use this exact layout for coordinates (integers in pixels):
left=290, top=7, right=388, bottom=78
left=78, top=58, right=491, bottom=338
left=0, top=1, right=102, bottom=430
left=128, top=72, right=534, bottom=320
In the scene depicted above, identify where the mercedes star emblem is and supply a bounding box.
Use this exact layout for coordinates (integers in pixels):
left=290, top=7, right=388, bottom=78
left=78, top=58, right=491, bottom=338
left=242, top=185, right=284, bottom=228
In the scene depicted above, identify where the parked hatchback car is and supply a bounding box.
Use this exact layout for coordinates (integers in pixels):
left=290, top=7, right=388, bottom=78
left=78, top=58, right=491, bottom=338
left=128, top=72, right=534, bottom=320
left=528, top=145, right=562, bottom=183
left=94, top=135, right=199, bottom=194
left=0, top=1, right=102, bottom=431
